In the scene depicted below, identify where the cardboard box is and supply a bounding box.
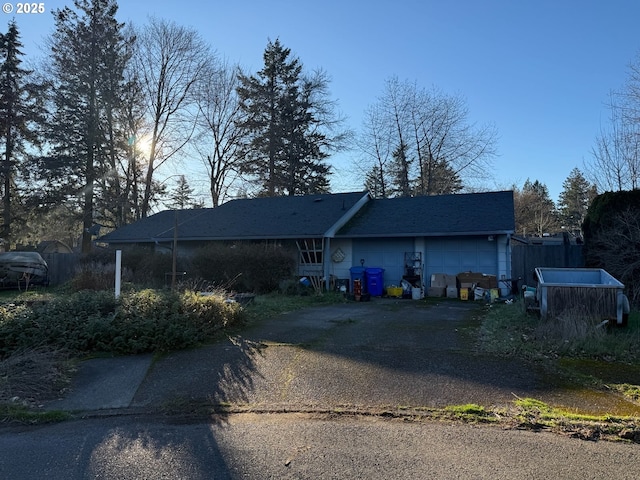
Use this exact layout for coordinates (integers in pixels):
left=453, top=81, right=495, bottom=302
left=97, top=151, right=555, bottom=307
left=457, top=272, right=498, bottom=290
left=427, top=287, right=446, bottom=297
left=446, top=286, right=458, bottom=298
left=430, top=274, right=447, bottom=287
left=478, top=275, right=498, bottom=289
left=444, top=274, right=457, bottom=287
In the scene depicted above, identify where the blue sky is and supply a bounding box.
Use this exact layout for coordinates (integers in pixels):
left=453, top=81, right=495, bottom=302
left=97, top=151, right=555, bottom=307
left=5, top=0, right=640, bottom=203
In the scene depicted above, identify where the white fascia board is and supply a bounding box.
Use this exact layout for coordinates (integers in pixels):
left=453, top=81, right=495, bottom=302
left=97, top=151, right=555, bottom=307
left=323, top=192, right=371, bottom=238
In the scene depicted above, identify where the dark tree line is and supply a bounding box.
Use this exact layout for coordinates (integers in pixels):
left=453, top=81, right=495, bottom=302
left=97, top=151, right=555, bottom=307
left=513, top=168, right=597, bottom=237
left=0, top=2, right=348, bottom=252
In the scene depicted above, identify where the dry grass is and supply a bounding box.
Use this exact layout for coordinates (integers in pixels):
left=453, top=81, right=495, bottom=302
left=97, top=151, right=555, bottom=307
left=0, top=348, right=75, bottom=406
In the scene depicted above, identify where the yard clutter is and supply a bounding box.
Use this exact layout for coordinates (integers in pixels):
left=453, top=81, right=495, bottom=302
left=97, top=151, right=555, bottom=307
left=426, top=271, right=499, bottom=302
left=427, top=273, right=456, bottom=298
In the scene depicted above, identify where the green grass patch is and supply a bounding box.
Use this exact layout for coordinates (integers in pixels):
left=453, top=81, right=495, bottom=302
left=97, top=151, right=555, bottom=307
left=478, top=300, right=640, bottom=364
left=243, top=291, right=346, bottom=322
left=0, top=404, right=70, bottom=425
left=443, top=403, right=496, bottom=423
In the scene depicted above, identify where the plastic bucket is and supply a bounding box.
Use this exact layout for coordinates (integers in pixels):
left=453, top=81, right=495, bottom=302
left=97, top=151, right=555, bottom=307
left=411, top=287, right=422, bottom=300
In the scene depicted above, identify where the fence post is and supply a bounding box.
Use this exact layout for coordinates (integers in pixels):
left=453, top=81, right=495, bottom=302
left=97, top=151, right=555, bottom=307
left=115, top=250, right=122, bottom=298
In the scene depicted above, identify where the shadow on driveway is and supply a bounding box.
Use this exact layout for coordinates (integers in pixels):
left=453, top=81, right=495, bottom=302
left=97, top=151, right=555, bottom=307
left=129, top=299, right=640, bottom=416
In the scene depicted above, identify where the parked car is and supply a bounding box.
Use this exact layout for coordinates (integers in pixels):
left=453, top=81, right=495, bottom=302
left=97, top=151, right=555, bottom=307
left=0, top=252, right=49, bottom=288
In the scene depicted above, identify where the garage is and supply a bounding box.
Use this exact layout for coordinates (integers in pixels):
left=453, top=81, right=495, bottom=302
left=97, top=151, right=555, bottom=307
left=351, top=238, right=415, bottom=288
left=336, top=191, right=514, bottom=296
left=423, top=236, right=499, bottom=281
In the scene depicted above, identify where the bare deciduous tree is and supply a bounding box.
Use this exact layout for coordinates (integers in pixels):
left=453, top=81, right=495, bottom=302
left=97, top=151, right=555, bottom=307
left=192, top=58, right=243, bottom=207
left=587, top=51, right=640, bottom=192
left=359, top=77, right=497, bottom=197
left=358, top=103, right=392, bottom=198
left=588, top=91, right=640, bottom=192
left=133, top=17, right=209, bottom=216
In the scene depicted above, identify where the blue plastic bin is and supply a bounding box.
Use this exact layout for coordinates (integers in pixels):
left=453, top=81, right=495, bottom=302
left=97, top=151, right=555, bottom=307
left=365, top=267, right=385, bottom=296
left=350, top=267, right=367, bottom=293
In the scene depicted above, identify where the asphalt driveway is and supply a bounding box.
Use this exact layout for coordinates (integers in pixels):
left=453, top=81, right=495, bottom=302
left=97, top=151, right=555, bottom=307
left=46, top=298, right=640, bottom=416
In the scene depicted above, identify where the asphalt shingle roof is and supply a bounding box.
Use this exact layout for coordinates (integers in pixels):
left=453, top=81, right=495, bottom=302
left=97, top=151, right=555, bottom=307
left=99, top=192, right=369, bottom=243
left=100, top=191, right=515, bottom=244
left=336, top=191, right=515, bottom=237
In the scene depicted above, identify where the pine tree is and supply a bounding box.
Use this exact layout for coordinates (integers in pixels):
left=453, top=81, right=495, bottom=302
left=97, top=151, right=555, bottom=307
left=390, top=141, right=412, bottom=197
left=0, top=21, right=45, bottom=250
left=237, top=39, right=333, bottom=196
left=40, top=0, right=130, bottom=252
left=165, top=175, right=202, bottom=209
left=514, top=179, right=558, bottom=236
left=558, top=167, right=598, bottom=235
left=364, top=165, right=386, bottom=198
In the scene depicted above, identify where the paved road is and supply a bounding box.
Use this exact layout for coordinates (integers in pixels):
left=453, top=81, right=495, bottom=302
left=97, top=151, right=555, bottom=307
left=1, top=413, right=638, bottom=479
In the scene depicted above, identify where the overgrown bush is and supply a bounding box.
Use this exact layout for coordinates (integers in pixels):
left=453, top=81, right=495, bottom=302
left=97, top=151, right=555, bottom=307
left=583, top=191, right=640, bottom=307
left=68, top=247, right=187, bottom=290
left=0, top=289, right=244, bottom=358
left=191, top=242, right=296, bottom=293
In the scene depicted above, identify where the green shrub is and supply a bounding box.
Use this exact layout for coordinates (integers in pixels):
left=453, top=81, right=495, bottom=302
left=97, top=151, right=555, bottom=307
left=191, top=242, right=296, bottom=293
left=0, top=289, right=244, bottom=358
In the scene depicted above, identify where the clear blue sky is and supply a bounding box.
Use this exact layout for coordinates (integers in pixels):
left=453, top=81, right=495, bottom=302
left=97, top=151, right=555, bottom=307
left=6, top=0, right=640, bottom=204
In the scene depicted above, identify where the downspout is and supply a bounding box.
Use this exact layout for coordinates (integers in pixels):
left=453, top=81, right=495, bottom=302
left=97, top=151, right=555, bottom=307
left=324, top=237, right=331, bottom=291
left=505, top=233, right=512, bottom=296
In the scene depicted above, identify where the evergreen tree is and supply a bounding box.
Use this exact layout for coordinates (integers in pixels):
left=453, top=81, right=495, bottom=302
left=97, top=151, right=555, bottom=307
left=364, top=165, right=386, bottom=198
left=514, top=179, right=558, bottom=236
left=417, top=155, right=463, bottom=195
left=557, top=167, right=597, bottom=235
left=236, top=39, right=334, bottom=196
left=390, top=141, right=412, bottom=197
left=165, top=175, right=202, bottom=209
left=39, top=0, right=130, bottom=252
left=0, top=21, right=45, bottom=250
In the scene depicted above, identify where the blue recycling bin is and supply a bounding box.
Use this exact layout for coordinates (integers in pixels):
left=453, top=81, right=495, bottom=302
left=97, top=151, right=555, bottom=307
left=365, top=267, right=385, bottom=296
left=349, top=266, right=367, bottom=293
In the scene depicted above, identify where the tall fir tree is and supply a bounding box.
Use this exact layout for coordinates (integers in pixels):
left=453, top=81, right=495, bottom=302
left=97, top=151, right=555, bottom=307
left=0, top=21, right=45, bottom=249
left=390, top=141, right=412, bottom=197
left=40, top=0, right=129, bottom=252
left=237, top=39, right=332, bottom=196
left=165, top=175, right=202, bottom=209
left=558, top=167, right=598, bottom=235
left=514, top=179, right=558, bottom=236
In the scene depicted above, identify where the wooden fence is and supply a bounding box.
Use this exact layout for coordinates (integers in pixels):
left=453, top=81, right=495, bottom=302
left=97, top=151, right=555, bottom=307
left=42, top=253, right=80, bottom=286
left=511, top=243, right=584, bottom=287
left=41, top=244, right=584, bottom=291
